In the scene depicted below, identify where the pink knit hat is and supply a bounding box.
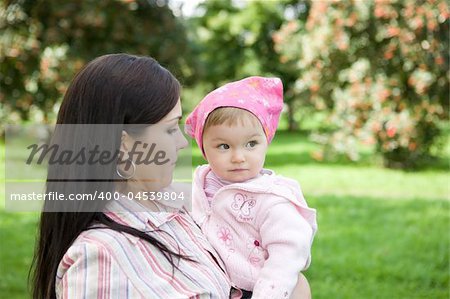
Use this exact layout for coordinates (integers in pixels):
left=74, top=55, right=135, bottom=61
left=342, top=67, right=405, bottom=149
left=185, top=76, right=283, bottom=155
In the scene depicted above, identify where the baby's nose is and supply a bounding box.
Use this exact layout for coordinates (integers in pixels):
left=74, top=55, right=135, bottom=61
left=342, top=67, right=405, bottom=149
left=231, top=150, right=245, bottom=163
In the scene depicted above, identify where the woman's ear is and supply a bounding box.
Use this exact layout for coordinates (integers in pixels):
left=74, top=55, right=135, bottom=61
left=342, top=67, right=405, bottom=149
left=119, top=130, right=132, bottom=160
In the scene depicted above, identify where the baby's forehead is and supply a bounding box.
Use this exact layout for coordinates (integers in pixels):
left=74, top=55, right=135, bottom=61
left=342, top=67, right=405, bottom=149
left=223, top=112, right=262, bottom=128
left=208, top=122, right=265, bottom=139
left=203, top=107, right=267, bottom=140
left=215, top=108, right=260, bottom=126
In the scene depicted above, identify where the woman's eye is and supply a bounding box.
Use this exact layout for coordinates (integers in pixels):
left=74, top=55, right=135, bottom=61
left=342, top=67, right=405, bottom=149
left=217, top=144, right=230, bottom=150
left=168, top=127, right=178, bottom=134
left=246, top=140, right=258, bottom=148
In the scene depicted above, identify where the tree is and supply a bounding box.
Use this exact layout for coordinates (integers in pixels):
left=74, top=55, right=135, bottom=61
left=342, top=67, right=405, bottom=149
left=189, top=0, right=310, bottom=130
left=275, top=0, right=449, bottom=168
left=1, top=0, right=193, bottom=122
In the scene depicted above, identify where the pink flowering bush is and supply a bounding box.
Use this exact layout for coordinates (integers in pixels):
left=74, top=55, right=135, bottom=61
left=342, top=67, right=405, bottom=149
left=274, top=0, right=449, bottom=168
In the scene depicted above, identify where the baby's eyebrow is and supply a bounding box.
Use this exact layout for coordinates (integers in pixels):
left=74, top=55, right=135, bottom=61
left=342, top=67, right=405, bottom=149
left=246, top=133, right=264, bottom=139
left=211, top=137, right=227, bottom=142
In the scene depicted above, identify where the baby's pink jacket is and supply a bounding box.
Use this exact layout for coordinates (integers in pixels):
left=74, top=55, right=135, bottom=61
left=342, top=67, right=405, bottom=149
left=192, top=165, right=317, bottom=299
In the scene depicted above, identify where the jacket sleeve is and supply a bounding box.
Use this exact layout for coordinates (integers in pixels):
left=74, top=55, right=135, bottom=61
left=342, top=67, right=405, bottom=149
left=252, top=201, right=314, bottom=299
left=191, top=170, right=208, bottom=227
left=191, top=192, right=208, bottom=227
left=56, top=242, right=142, bottom=298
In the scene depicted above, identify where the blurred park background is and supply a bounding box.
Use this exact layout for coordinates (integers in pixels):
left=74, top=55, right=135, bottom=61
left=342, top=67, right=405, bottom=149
left=0, top=0, right=449, bottom=298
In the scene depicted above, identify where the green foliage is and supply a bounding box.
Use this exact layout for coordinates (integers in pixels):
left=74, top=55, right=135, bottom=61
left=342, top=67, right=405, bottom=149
left=275, top=0, right=449, bottom=168
left=187, top=0, right=309, bottom=129
left=0, top=0, right=193, bottom=122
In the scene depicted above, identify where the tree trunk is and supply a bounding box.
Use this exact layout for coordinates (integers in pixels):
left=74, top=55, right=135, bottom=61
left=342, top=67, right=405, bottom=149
left=287, top=102, right=298, bottom=131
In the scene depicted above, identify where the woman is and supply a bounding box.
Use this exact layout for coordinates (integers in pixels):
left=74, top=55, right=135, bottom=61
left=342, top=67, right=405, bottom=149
left=31, top=54, right=311, bottom=298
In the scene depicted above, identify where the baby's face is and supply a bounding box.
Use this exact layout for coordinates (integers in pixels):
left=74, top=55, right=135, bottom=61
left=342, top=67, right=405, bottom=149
left=202, top=119, right=268, bottom=183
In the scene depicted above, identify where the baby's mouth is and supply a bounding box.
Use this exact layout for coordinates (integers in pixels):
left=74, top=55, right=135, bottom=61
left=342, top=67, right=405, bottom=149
left=229, top=169, right=248, bottom=172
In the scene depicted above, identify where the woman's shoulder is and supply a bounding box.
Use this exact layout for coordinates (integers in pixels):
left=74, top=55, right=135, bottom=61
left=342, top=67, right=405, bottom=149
left=60, top=226, right=140, bottom=268
left=56, top=226, right=137, bottom=281
left=55, top=227, right=148, bottom=298
left=61, top=227, right=124, bottom=262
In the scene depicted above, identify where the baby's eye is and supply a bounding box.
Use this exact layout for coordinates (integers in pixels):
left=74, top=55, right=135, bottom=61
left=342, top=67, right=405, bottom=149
left=217, top=144, right=230, bottom=150
left=246, top=140, right=258, bottom=148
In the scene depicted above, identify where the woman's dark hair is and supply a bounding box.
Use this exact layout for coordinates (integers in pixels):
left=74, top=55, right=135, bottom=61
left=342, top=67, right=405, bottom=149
left=30, top=54, right=188, bottom=299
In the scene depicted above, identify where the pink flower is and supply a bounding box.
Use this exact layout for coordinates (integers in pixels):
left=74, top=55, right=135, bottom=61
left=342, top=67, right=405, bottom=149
left=387, top=127, right=397, bottom=138
left=387, top=26, right=400, bottom=37
left=217, top=227, right=233, bottom=246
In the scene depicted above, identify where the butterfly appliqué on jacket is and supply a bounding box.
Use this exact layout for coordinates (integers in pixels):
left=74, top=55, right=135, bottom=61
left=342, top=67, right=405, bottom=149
left=231, top=193, right=256, bottom=221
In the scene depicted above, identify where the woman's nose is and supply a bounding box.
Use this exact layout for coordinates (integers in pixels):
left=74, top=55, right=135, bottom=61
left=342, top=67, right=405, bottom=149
left=177, top=132, right=189, bottom=151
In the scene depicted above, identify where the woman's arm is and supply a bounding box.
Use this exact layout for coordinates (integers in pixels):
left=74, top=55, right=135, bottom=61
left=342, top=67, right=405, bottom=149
left=290, top=273, right=312, bottom=299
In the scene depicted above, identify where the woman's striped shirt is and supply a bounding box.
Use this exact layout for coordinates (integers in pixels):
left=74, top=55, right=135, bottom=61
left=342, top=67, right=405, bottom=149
left=55, top=199, right=231, bottom=298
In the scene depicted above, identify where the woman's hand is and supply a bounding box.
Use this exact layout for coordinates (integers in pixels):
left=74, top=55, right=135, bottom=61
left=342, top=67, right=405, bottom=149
left=290, top=273, right=311, bottom=299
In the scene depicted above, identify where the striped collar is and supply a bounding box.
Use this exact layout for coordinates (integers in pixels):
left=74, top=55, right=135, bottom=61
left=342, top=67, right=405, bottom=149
left=103, top=196, right=184, bottom=244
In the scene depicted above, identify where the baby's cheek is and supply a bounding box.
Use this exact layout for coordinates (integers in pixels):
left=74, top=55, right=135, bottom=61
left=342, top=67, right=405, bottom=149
left=258, top=152, right=267, bottom=167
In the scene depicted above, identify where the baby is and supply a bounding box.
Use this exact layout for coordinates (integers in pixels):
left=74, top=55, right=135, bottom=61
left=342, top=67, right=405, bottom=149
left=185, top=76, right=317, bottom=299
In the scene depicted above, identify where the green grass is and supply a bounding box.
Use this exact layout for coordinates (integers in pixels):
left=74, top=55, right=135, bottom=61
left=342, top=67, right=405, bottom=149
left=0, top=212, right=38, bottom=298
left=306, top=195, right=449, bottom=298
left=1, top=130, right=449, bottom=298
